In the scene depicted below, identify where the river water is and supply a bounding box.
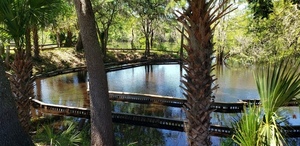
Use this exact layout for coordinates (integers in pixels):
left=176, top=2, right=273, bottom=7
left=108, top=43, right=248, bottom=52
left=34, top=64, right=300, bottom=146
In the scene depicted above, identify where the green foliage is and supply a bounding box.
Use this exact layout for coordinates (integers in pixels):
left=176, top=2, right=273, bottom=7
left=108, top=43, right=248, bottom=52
left=233, top=60, right=300, bottom=145
left=33, top=120, right=90, bottom=146
left=255, top=60, right=300, bottom=121
left=232, top=105, right=261, bottom=146
left=221, top=1, right=300, bottom=65
left=0, top=0, right=65, bottom=50
left=248, top=0, right=274, bottom=19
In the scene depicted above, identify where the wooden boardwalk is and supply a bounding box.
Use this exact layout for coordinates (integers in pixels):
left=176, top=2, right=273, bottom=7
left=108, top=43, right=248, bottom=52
left=31, top=99, right=300, bottom=137
left=30, top=99, right=232, bottom=136
left=109, top=91, right=299, bottom=113
left=27, top=60, right=300, bottom=137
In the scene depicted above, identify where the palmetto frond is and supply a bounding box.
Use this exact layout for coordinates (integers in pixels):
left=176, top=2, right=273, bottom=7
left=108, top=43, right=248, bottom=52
left=255, top=60, right=300, bottom=121
left=232, top=105, right=261, bottom=146
left=255, top=60, right=300, bottom=145
left=233, top=60, right=300, bottom=145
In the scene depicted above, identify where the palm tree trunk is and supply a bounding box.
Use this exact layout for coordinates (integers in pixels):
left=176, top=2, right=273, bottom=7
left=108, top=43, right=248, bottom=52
left=0, top=58, right=33, bottom=145
left=9, top=50, right=34, bottom=133
left=25, top=28, right=32, bottom=57
left=177, top=1, right=233, bottom=145
left=33, top=25, right=40, bottom=59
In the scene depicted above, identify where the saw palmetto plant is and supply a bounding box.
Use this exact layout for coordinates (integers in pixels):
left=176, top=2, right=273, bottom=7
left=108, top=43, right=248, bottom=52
left=233, top=60, right=300, bottom=145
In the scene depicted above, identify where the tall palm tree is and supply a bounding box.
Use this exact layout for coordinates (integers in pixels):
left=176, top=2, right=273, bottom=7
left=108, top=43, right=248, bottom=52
left=176, top=1, right=234, bottom=145
left=0, top=58, right=33, bottom=145
left=9, top=49, right=34, bottom=132
left=0, top=0, right=33, bottom=132
left=233, top=60, right=300, bottom=145
left=0, top=0, right=62, bottom=132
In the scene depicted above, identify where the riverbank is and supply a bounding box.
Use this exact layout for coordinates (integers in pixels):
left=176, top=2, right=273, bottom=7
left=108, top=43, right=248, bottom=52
left=33, top=47, right=179, bottom=74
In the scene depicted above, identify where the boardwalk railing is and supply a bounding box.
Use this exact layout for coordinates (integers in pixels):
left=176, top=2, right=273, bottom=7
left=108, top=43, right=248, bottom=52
left=108, top=91, right=299, bottom=113
left=31, top=99, right=300, bottom=137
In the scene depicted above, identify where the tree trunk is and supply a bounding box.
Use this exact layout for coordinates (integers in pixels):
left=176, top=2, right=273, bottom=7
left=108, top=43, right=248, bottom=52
left=33, top=25, right=40, bottom=59
left=0, top=58, right=34, bottom=146
left=216, top=48, right=224, bottom=65
left=9, top=49, right=34, bottom=133
left=74, top=0, right=114, bottom=145
left=25, top=28, right=32, bottom=57
left=75, top=32, right=84, bottom=52
left=150, top=29, right=154, bottom=49
left=0, top=42, right=4, bottom=56
left=103, top=28, right=109, bottom=58
left=100, top=32, right=106, bottom=58
left=65, top=30, right=73, bottom=47
left=180, top=26, right=184, bottom=61
left=56, top=31, right=61, bottom=48
left=5, top=44, right=10, bottom=65
left=177, top=1, right=233, bottom=145
left=145, top=35, right=150, bottom=57
left=131, top=28, right=135, bottom=49
left=0, top=38, right=5, bottom=56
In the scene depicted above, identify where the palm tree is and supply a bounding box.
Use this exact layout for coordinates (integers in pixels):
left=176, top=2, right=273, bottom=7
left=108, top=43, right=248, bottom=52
left=0, top=0, right=62, bottom=132
left=29, top=0, right=65, bottom=59
left=176, top=1, right=234, bottom=145
left=0, top=58, right=33, bottom=145
left=0, top=0, right=33, bottom=132
left=233, top=60, right=300, bottom=145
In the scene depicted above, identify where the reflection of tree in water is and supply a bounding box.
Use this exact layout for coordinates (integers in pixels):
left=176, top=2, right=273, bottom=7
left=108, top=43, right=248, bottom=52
left=114, top=124, right=165, bottom=146
left=210, top=112, right=239, bottom=126
left=76, top=71, right=89, bottom=108
left=111, top=102, right=176, bottom=117
left=77, top=71, right=87, bottom=83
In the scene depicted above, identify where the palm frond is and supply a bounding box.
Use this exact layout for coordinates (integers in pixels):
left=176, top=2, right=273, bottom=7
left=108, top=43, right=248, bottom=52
left=253, top=59, right=300, bottom=145
left=255, top=60, right=300, bottom=121
left=232, top=105, right=261, bottom=146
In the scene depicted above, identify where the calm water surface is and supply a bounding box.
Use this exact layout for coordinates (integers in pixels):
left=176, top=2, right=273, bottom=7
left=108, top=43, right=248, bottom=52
left=34, top=65, right=300, bottom=146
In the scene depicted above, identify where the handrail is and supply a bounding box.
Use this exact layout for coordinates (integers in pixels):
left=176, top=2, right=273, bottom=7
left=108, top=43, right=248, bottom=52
left=108, top=91, right=299, bottom=113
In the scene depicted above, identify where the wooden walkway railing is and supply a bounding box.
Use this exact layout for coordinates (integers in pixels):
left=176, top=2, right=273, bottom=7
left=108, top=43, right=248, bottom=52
left=31, top=99, right=300, bottom=137
left=108, top=91, right=299, bottom=113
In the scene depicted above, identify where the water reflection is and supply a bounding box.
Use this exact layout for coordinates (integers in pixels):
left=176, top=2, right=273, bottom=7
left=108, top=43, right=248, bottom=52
left=108, top=65, right=184, bottom=97
left=35, top=71, right=89, bottom=107
left=214, top=65, right=259, bottom=102
left=114, top=124, right=165, bottom=146
left=112, top=102, right=185, bottom=120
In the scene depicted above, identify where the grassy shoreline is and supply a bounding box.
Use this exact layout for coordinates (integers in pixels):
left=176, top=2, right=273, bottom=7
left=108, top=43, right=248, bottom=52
left=33, top=47, right=179, bottom=74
